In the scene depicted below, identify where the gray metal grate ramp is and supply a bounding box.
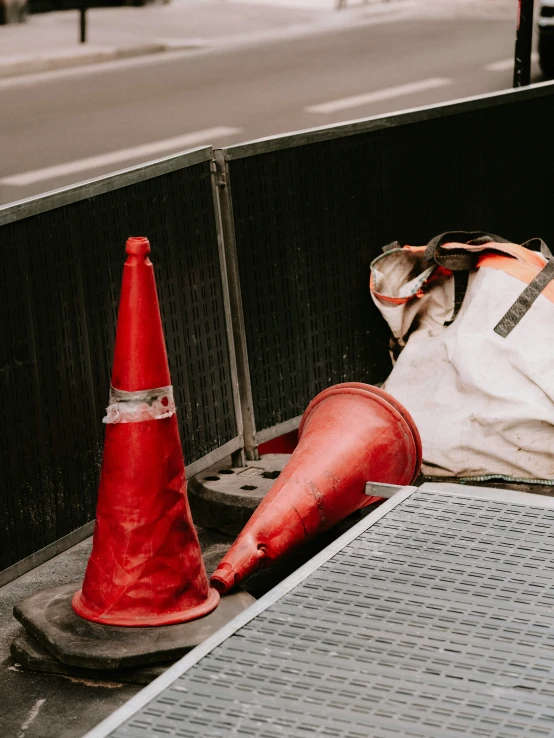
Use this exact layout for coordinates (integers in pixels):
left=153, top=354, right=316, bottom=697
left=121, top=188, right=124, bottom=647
left=87, top=485, right=554, bottom=738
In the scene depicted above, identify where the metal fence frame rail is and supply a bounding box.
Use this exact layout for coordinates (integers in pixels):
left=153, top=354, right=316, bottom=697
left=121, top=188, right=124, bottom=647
left=222, top=81, right=554, bottom=161
left=0, top=148, right=211, bottom=227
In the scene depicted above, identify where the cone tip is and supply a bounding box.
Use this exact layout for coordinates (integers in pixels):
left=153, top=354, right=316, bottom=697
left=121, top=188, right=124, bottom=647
left=126, top=237, right=151, bottom=256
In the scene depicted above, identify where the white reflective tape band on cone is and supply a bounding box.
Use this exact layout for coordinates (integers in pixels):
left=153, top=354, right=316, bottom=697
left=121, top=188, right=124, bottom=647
left=103, top=385, right=176, bottom=424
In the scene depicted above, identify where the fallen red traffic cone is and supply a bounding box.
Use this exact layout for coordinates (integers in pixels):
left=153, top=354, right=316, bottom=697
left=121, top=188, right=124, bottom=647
left=211, top=382, right=421, bottom=593
left=72, top=237, right=219, bottom=626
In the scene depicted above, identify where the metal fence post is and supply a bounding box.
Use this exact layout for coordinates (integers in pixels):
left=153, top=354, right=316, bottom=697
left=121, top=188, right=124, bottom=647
left=79, top=0, right=87, bottom=43
left=213, top=149, right=258, bottom=462
left=513, top=0, right=535, bottom=87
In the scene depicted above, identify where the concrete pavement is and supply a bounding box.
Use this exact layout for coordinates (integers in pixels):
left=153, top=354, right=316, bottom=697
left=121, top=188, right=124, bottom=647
left=231, top=0, right=515, bottom=13
left=0, top=0, right=382, bottom=78
left=0, top=0, right=516, bottom=78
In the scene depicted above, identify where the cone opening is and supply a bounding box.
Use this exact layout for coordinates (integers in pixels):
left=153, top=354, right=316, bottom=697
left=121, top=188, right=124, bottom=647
left=298, top=383, right=422, bottom=484
left=211, top=563, right=239, bottom=594
left=211, top=577, right=228, bottom=594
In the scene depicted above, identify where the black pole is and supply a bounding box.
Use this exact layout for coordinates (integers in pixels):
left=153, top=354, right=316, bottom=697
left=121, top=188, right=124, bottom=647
left=79, top=0, right=87, bottom=44
left=513, top=0, right=535, bottom=87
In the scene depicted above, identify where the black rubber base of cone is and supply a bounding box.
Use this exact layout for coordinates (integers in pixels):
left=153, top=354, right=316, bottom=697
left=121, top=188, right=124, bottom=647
left=188, top=454, right=291, bottom=536
left=11, top=630, right=169, bottom=685
left=13, top=583, right=255, bottom=670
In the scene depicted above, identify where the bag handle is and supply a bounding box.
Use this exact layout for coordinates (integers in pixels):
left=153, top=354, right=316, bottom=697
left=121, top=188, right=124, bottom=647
left=424, top=231, right=509, bottom=270
left=521, top=237, right=554, bottom=260
left=380, top=232, right=554, bottom=332
left=425, top=232, right=509, bottom=324
left=427, top=233, right=554, bottom=336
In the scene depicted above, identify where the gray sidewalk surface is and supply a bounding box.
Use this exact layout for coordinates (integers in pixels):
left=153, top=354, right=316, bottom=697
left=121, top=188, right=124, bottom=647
left=0, top=0, right=369, bottom=78
left=0, top=0, right=515, bottom=79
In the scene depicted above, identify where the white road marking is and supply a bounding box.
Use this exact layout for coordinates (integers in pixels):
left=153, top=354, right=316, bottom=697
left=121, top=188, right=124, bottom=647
left=18, top=699, right=46, bottom=738
left=305, top=77, right=451, bottom=114
left=0, top=127, right=242, bottom=186
left=485, top=52, right=539, bottom=71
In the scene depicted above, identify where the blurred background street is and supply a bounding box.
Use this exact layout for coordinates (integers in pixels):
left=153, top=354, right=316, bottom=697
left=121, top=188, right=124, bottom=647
left=0, top=0, right=541, bottom=206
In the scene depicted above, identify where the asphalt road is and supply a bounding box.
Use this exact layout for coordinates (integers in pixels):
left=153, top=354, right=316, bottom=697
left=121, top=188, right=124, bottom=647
left=0, top=6, right=540, bottom=205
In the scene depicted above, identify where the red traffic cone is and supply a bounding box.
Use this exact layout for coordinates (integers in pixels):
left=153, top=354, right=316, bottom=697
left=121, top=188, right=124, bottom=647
left=72, top=237, right=219, bottom=626
left=211, top=382, right=421, bottom=593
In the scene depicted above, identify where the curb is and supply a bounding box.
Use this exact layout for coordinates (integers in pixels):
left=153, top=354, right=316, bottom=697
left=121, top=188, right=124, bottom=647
left=0, top=40, right=204, bottom=79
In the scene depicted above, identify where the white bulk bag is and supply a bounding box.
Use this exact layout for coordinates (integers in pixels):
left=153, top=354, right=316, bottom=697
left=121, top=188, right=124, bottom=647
left=370, top=231, right=554, bottom=483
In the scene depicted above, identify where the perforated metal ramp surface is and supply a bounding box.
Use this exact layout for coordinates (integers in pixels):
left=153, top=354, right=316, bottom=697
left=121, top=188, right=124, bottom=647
left=87, top=484, right=554, bottom=738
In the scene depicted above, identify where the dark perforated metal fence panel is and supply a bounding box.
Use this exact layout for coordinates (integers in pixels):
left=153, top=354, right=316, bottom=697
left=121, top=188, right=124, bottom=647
left=224, top=83, right=554, bottom=438
left=0, top=150, right=238, bottom=573
left=227, top=149, right=392, bottom=434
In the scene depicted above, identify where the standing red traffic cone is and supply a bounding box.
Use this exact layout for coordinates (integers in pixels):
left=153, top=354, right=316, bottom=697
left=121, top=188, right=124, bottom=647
left=72, top=237, right=219, bottom=626
left=211, top=382, right=421, bottom=593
